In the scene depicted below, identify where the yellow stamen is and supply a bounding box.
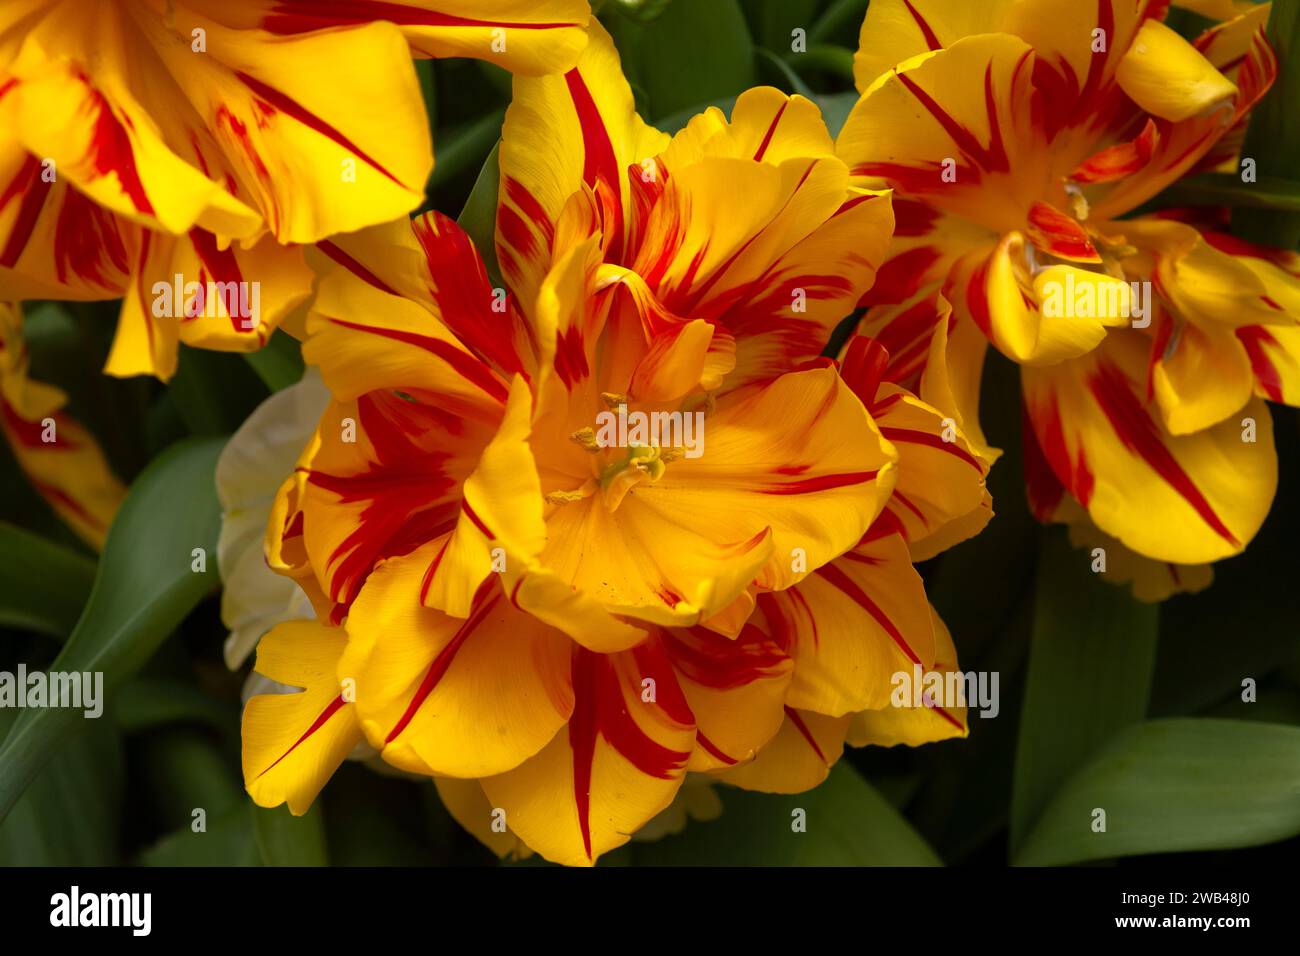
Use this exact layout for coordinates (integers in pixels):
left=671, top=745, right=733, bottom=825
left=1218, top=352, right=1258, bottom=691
left=569, top=426, right=601, bottom=452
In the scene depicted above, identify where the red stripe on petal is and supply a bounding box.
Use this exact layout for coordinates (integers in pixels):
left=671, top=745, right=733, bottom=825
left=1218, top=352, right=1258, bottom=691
left=318, top=239, right=399, bottom=296
left=761, top=470, right=880, bottom=495
left=784, top=706, right=827, bottom=763
left=255, top=694, right=348, bottom=780
left=234, top=71, right=406, bottom=187
left=696, top=730, right=738, bottom=765
left=326, top=317, right=509, bottom=402
left=879, top=425, right=983, bottom=471
left=1087, top=361, right=1238, bottom=546
left=262, top=1, right=580, bottom=33
left=1237, top=326, right=1285, bottom=403
left=902, top=0, right=943, bottom=51
left=751, top=100, right=789, bottom=161
left=385, top=592, right=501, bottom=743
left=0, top=155, right=48, bottom=268
left=814, top=563, right=922, bottom=665
left=565, top=69, right=624, bottom=258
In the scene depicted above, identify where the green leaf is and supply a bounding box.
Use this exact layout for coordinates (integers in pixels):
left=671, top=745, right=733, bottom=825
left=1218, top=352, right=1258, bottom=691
left=607, top=0, right=756, bottom=122
left=137, top=727, right=242, bottom=832
left=0, top=712, right=123, bottom=865
left=0, top=522, right=96, bottom=639
left=628, top=764, right=942, bottom=865
left=0, top=437, right=225, bottom=824
left=1158, top=172, right=1300, bottom=213
left=1016, top=719, right=1300, bottom=865
left=457, top=142, right=503, bottom=290
left=252, top=804, right=328, bottom=866
left=1010, top=528, right=1159, bottom=855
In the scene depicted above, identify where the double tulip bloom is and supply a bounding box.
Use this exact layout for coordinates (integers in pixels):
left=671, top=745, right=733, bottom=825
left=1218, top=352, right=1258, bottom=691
left=238, top=22, right=988, bottom=865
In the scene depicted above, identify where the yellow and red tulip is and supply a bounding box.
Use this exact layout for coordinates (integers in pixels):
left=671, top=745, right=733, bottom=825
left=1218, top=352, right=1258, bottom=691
left=838, top=0, right=1299, bottom=587
left=0, top=0, right=591, bottom=380
left=238, top=22, right=991, bottom=865
left=0, top=302, right=124, bottom=548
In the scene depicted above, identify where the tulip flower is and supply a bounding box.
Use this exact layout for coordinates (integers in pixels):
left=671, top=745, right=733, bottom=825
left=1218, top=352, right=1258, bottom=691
left=239, top=22, right=990, bottom=865
left=0, top=0, right=591, bottom=379
left=837, top=0, right=1298, bottom=591
left=0, top=302, right=123, bottom=547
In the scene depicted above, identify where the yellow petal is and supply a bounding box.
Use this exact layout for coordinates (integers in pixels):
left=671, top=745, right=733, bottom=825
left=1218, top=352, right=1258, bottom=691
left=0, top=302, right=125, bottom=548
left=765, top=529, right=935, bottom=717
left=1116, top=20, right=1237, bottom=123
left=342, top=544, right=574, bottom=779
left=242, top=0, right=592, bottom=76
left=242, top=620, right=362, bottom=815
left=663, top=621, right=792, bottom=772
left=717, top=708, right=849, bottom=794
left=1022, top=330, right=1276, bottom=564
left=498, top=18, right=668, bottom=316
left=847, top=607, right=969, bottom=747
left=481, top=642, right=694, bottom=866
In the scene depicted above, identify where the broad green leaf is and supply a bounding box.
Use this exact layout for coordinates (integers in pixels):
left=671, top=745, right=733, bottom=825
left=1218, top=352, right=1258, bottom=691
left=608, top=0, right=755, bottom=121
left=0, top=437, right=225, bottom=824
left=252, top=804, right=328, bottom=867
left=458, top=142, right=503, bottom=290
left=0, top=712, right=123, bottom=865
left=755, top=47, right=814, bottom=96
left=1010, top=528, right=1159, bottom=855
left=608, top=0, right=675, bottom=24
left=627, top=764, right=942, bottom=865
left=1016, top=719, right=1300, bottom=865
left=0, top=522, right=95, bottom=638
left=1207, top=684, right=1300, bottom=726
left=791, top=43, right=856, bottom=82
